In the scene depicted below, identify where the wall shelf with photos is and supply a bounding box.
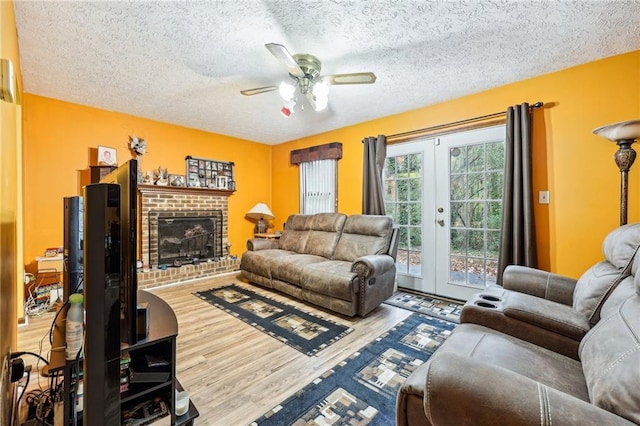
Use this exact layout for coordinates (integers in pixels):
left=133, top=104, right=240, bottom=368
left=185, top=156, right=235, bottom=191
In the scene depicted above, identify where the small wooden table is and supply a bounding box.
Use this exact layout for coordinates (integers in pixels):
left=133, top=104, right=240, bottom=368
left=254, top=233, right=281, bottom=239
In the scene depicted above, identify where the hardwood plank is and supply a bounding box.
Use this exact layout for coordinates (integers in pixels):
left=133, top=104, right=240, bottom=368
left=18, top=272, right=411, bottom=425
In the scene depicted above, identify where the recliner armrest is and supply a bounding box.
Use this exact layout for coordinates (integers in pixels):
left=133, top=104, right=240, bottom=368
left=502, top=292, right=590, bottom=340
left=424, top=352, right=635, bottom=426
left=351, top=254, right=395, bottom=278
left=351, top=255, right=396, bottom=316
left=246, top=238, right=279, bottom=251
left=503, top=265, right=576, bottom=306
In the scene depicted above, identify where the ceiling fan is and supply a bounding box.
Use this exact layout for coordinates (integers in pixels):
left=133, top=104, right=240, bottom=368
left=240, top=43, right=376, bottom=115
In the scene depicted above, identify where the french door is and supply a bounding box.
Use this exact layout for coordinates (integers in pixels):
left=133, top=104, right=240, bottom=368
left=384, top=126, right=505, bottom=301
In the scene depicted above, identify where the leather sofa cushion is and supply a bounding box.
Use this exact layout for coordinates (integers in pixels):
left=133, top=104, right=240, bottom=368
left=240, top=249, right=295, bottom=278
left=279, top=215, right=312, bottom=253
left=433, top=324, right=589, bottom=400
left=303, top=213, right=346, bottom=258
left=333, top=215, right=392, bottom=262
left=302, top=260, right=357, bottom=301
left=572, top=223, right=640, bottom=324
left=579, top=281, right=640, bottom=424
left=270, top=253, right=327, bottom=285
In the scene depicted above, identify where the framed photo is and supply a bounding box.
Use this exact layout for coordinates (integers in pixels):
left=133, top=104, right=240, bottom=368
left=216, top=176, right=228, bottom=189
left=97, top=145, right=117, bottom=166
left=168, top=174, right=185, bottom=187
left=184, top=156, right=236, bottom=191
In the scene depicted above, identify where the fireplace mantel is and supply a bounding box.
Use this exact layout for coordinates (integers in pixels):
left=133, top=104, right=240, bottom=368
left=138, top=184, right=235, bottom=197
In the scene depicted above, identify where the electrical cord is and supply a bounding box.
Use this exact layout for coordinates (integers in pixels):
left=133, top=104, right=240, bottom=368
left=15, top=365, right=32, bottom=417
left=10, top=351, right=49, bottom=365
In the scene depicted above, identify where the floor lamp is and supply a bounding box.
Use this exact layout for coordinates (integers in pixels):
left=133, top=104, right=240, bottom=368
left=593, top=119, right=640, bottom=225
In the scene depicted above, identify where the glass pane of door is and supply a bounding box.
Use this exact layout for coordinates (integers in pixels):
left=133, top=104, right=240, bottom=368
left=448, top=141, right=503, bottom=286
left=435, top=125, right=505, bottom=300
left=384, top=152, right=423, bottom=276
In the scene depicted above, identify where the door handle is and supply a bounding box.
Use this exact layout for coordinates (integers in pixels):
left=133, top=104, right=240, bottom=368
left=437, top=219, right=445, bottom=227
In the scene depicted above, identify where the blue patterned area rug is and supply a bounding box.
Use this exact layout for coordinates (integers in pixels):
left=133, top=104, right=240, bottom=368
left=194, top=284, right=353, bottom=356
left=384, top=290, right=462, bottom=323
left=251, top=313, right=456, bottom=426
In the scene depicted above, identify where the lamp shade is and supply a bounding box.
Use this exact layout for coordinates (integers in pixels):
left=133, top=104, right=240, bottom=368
left=246, top=203, right=274, bottom=220
left=593, top=119, right=640, bottom=141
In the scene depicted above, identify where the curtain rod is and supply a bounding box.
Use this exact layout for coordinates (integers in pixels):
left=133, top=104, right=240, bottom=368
left=384, top=101, right=544, bottom=141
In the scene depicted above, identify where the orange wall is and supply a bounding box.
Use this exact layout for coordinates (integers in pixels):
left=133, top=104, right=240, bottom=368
left=22, top=95, right=272, bottom=269
left=273, top=51, right=640, bottom=278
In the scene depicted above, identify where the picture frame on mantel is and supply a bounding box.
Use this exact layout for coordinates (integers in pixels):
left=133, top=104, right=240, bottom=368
left=185, top=155, right=235, bottom=190
left=168, top=174, right=185, bottom=187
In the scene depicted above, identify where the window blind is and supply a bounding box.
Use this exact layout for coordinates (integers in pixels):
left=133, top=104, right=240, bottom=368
left=300, top=159, right=337, bottom=214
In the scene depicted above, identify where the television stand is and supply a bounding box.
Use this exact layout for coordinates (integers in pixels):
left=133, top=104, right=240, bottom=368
left=49, top=290, right=199, bottom=425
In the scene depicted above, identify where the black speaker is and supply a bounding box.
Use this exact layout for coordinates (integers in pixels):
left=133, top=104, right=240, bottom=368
left=63, top=196, right=83, bottom=299
left=83, top=183, right=121, bottom=426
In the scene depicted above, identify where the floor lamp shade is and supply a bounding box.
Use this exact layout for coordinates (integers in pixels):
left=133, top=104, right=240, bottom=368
left=593, top=119, right=640, bottom=225
left=246, top=203, right=275, bottom=233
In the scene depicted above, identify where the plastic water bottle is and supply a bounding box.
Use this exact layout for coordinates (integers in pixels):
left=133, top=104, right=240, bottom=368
left=65, top=293, right=84, bottom=360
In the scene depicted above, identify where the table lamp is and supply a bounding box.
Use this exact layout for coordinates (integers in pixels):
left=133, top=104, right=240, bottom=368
left=246, top=203, right=274, bottom=233
left=593, top=119, right=640, bottom=225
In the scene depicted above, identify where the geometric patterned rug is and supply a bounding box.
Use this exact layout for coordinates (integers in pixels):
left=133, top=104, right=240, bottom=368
left=250, top=313, right=456, bottom=425
left=384, top=290, right=462, bottom=323
left=194, top=284, right=353, bottom=356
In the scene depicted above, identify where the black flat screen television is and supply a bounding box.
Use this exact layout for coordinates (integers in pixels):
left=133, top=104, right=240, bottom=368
left=100, top=159, right=138, bottom=345
left=63, top=196, right=83, bottom=299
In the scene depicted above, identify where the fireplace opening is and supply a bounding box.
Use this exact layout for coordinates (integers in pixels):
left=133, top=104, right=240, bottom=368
left=149, top=210, right=223, bottom=267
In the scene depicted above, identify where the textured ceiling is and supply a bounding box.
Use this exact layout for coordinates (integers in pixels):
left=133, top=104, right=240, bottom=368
left=13, top=1, right=640, bottom=145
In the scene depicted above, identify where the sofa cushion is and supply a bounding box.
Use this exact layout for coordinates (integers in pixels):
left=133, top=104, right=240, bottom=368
left=434, top=323, right=589, bottom=400
left=240, top=249, right=295, bottom=278
left=279, top=215, right=312, bottom=253
left=270, top=253, right=327, bottom=285
left=333, top=215, right=393, bottom=262
left=303, top=213, right=346, bottom=258
left=302, top=260, right=357, bottom=301
left=572, top=223, right=640, bottom=324
left=579, top=288, right=640, bottom=423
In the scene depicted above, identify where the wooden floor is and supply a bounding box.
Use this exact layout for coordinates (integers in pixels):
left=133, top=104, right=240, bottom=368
left=18, top=272, right=411, bottom=425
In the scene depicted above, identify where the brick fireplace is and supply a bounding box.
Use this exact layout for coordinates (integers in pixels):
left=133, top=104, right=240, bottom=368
left=137, top=185, right=240, bottom=289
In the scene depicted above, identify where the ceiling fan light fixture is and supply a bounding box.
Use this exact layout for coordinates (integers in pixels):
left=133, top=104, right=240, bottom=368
left=281, top=98, right=296, bottom=117
left=279, top=81, right=296, bottom=102
left=312, top=81, right=329, bottom=111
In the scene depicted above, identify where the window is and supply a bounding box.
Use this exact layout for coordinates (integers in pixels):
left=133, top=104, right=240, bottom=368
left=300, top=159, right=337, bottom=214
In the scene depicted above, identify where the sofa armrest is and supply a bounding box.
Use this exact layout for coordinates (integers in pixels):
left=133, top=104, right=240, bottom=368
left=424, top=352, right=635, bottom=426
left=352, top=254, right=395, bottom=277
left=351, top=255, right=396, bottom=316
left=503, top=265, right=577, bottom=306
left=246, top=238, right=279, bottom=251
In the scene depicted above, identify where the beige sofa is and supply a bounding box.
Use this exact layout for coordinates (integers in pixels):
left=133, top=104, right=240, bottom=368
left=240, top=213, right=398, bottom=316
left=397, top=223, right=640, bottom=425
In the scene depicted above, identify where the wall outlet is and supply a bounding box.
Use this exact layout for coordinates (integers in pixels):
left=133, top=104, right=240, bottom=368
left=539, top=190, right=550, bottom=204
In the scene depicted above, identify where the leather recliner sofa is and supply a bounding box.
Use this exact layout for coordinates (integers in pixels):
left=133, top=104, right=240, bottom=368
left=461, top=222, right=640, bottom=359
left=240, top=213, right=398, bottom=317
left=397, top=223, right=640, bottom=425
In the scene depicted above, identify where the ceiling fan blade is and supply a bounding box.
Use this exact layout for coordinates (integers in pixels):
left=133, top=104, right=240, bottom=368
left=240, top=86, right=277, bottom=96
left=322, top=72, right=377, bottom=85
left=265, top=43, right=305, bottom=78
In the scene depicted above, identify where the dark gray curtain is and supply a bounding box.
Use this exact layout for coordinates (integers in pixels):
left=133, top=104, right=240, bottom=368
left=497, top=103, right=537, bottom=284
left=362, top=135, right=387, bottom=215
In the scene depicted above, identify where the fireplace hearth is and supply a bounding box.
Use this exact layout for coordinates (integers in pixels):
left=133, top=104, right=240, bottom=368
left=149, top=210, right=223, bottom=267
